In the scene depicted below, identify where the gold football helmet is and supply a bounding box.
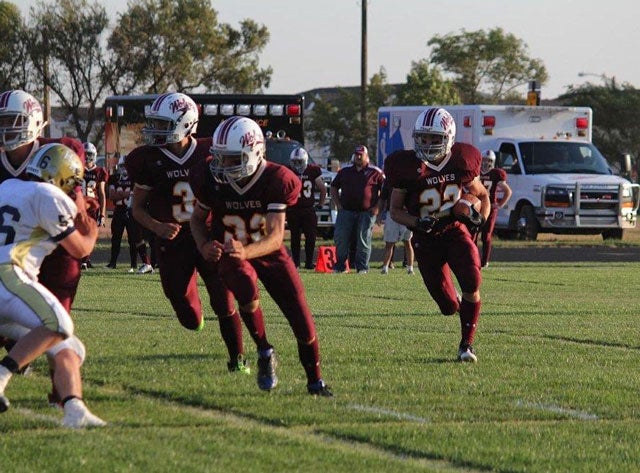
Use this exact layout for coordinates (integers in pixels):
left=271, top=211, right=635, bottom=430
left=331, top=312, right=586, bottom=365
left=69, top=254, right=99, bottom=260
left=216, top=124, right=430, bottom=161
left=26, top=143, right=84, bottom=194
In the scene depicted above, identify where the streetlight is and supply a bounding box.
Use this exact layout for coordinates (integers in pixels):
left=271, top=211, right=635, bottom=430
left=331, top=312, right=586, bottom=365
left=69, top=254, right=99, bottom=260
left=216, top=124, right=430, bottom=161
left=578, top=72, right=614, bottom=87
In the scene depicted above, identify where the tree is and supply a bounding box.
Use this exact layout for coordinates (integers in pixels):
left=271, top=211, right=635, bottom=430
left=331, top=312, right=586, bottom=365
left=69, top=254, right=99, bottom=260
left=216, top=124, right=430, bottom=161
left=0, top=2, right=30, bottom=91
left=306, top=68, right=393, bottom=161
left=108, top=0, right=272, bottom=95
left=395, top=60, right=460, bottom=106
left=27, top=0, right=113, bottom=143
left=559, top=79, right=640, bottom=174
left=428, top=28, right=548, bottom=103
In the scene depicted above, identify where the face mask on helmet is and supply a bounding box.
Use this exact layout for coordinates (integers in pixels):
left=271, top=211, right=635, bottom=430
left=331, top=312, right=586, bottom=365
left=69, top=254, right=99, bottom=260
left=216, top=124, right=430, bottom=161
left=142, top=92, right=199, bottom=146
left=83, top=142, right=97, bottom=166
left=209, top=116, right=265, bottom=183
left=0, top=90, right=46, bottom=151
left=481, top=150, right=496, bottom=174
left=412, top=108, right=456, bottom=163
left=289, top=147, right=309, bottom=173
left=26, top=143, right=84, bottom=195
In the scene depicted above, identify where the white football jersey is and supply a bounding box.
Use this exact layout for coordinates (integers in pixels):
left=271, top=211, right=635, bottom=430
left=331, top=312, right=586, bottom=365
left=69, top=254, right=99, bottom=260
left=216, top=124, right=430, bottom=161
left=0, top=179, right=77, bottom=279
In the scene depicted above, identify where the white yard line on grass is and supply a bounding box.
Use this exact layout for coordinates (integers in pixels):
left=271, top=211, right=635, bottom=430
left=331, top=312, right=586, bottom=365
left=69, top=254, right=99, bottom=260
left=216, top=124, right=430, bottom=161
left=15, top=408, right=61, bottom=426
left=347, top=403, right=430, bottom=424
left=515, top=400, right=599, bottom=420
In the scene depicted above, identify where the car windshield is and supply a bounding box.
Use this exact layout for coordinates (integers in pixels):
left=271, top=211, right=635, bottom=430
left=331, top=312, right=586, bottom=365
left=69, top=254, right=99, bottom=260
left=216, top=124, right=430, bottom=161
left=266, top=140, right=316, bottom=167
left=518, top=142, right=611, bottom=175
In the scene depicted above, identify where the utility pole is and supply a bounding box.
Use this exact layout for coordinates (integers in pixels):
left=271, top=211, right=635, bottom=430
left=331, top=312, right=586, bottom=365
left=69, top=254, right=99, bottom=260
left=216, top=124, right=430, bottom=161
left=360, top=0, right=367, bottom=144
left=42, top=34, right=51, bottom=138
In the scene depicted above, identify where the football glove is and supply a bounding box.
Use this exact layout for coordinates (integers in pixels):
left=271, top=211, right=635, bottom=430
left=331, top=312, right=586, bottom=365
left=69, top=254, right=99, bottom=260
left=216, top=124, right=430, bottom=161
left=412, top=216, right=438, bottom=234
left=457, top=206, right=485, bottom=231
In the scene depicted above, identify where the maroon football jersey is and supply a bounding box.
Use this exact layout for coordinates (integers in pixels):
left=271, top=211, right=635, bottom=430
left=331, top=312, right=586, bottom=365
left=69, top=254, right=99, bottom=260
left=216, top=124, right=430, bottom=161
left=480, top=168, right=507, bottom=205
left=126, top=137, right=211, bottom=224
left=108, top=169, right=134, bottom=208
left=83, top=165, right=108, bottom=200
left=190, top=160, right=300, bottom=245
left=385, top=142, right=481, bottom=220
left=291, top=164, right=322, bottom=210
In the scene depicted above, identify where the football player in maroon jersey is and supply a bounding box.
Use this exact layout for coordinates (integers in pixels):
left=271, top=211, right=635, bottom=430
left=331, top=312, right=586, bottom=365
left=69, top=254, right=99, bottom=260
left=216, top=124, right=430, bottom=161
left=0, top=89, right=106, bottom=413
left=127, top=92, right=248, bottom=373
left=386, top=107, right=490, bottom=362
left=189, top=116, right=332, bottom=396
left=478, top=150, right=512, bottom=268
left=106, top=156, right=152, bottom=272
left=286, top=147, right=326, bottom=269
left=80, top=141, right=108, bottom=269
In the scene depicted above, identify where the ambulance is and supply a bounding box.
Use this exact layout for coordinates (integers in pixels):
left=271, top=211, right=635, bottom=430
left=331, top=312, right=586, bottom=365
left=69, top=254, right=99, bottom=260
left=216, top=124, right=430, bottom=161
left=377, top=104, right=640, bottom=240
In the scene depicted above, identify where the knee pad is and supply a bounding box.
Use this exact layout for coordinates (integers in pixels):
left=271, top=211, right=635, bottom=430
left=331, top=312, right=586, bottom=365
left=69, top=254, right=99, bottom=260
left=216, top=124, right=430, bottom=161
left=47, top=336, right=86, bottom=365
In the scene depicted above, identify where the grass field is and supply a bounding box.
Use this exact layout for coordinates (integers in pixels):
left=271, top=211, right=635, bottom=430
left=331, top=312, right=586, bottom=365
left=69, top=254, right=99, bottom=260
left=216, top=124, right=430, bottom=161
left=1, top=246, right=639, bottom=472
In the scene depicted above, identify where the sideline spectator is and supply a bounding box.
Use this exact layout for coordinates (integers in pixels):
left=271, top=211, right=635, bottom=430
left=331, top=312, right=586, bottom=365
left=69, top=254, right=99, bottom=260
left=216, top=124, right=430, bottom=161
left=330, top=145, right=384, bottom=273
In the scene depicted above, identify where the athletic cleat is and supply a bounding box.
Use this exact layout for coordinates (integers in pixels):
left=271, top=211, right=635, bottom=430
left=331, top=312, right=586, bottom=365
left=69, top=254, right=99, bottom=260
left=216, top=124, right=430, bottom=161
left=0, top=393, right=9, bottom=412
left=381, top=267, right=388, bottom=275
left=304, top=263, right=315, bottom=270
left=106, top=263, right=117, bottom=269
left=80, top=263, right=88, bottom=270
left=357, top=269, right=368, bottom=274
left=307, top=379, right=333, bottom=397
left=227, top=354, right=251, bottom=374
left=407, top=268, right=414, bottom=275
left=257, top=352, right=278, bottom=391
left=62, top=398, right=106, bottom=428
left=137, top=263, right=154, bottom=274
left=128, top=267, right=136, bottom=273
left=458, top=344, right=478, bottom=363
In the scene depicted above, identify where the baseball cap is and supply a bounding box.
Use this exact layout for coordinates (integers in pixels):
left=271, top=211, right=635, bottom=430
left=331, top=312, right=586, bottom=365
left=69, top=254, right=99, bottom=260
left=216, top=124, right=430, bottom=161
left=353, top=145, right=368, bottom=155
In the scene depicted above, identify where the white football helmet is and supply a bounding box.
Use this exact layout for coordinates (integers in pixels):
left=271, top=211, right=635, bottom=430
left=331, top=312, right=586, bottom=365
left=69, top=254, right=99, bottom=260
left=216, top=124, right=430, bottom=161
left=209, top=116, right=265, bottom=182
left=412, top=108, right=456, bottom=163
left=289, top=147, right=309, bottom=173
left=481, top=149, right=496, bottom=174
left=26, top=143, right=84, bottom=195
left=0, top=90, right=47, bottom=151
left=142, top=92, right=199, bottom=146
left=83, top=142, right=97, bottom=166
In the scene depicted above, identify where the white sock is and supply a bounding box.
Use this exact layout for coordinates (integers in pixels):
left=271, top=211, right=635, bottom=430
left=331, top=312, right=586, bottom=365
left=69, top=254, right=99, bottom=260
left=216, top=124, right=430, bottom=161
left=0, top=365, right=13, bottom=392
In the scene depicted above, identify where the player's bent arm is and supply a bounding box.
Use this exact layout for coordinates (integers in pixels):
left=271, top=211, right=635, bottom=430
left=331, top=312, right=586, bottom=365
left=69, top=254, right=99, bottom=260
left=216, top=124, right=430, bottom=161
left=190, top=203, right=210, bottom=253
left=97, top=182, right=107, bottom=217
left=466, top=177, right=491, bottom=220
left=59, top=226, right=98, bottom=259
left=497, top=181, right=513, bottom=208
left=315, top=176, right=327, bottom=206
left=389, top=188, right=416, bottom=228
left=131, top=186, right=161, bottom=234
left=243, top=212, right=286, bottom=260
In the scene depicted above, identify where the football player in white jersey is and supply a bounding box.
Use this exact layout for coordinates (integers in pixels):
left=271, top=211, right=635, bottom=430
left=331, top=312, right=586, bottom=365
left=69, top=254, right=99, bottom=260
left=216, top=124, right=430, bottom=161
left=0, top=143, right=106, bottom=428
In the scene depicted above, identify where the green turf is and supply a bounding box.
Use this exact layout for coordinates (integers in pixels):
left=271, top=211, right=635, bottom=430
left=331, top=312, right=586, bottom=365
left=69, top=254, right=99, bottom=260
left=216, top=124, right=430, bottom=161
left=1, top=259, right=638, bottom=472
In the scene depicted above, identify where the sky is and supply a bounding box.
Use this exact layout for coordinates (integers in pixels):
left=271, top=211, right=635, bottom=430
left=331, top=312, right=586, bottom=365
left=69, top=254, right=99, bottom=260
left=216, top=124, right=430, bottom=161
left=13, top=0, right=640, bottom=100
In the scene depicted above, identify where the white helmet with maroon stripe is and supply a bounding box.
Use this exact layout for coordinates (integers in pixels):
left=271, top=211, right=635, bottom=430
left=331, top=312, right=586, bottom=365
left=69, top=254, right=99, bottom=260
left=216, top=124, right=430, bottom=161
left=289, top=147, right=308, bottom=173
left=142, top=92, right=198, bottom=146
left=209, top=116, right=265, bottom=182
left=412, top=107, right=456, bottom=163
left=0, top=90, right=46, bottom=151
